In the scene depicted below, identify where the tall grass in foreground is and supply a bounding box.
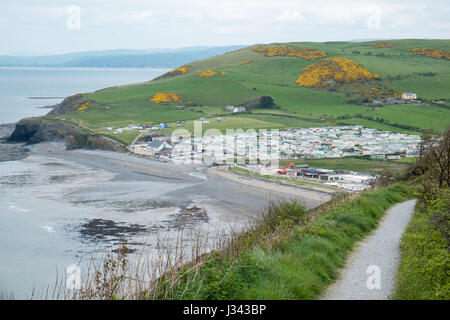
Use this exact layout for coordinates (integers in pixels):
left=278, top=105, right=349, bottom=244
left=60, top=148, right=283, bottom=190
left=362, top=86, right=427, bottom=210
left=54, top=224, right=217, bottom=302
left=34, top=184, right=415, bottom=300
left=32, top=227, right=240, bottom=300
left=393, top=191, right=449, bottom=300
left=0, top=290, right=14, bottom=300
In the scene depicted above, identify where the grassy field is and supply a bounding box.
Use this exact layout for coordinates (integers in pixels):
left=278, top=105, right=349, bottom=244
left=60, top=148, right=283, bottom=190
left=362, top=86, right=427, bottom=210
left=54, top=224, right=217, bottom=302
left=103, top=130, right=141, bottom=145
left=45, top=39, right=450, bottom=136
left=148, top=183, right=416, bottom=299
left=159, top=116, right=283, bottom=135
left=279, top=157, right=414, bottom=175
left=359, top=105, right=450, bottom=132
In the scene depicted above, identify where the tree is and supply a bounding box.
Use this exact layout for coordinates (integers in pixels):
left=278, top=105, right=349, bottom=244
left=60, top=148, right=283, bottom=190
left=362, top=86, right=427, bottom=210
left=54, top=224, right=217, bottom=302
left=415, top=127, right=450, bottom=190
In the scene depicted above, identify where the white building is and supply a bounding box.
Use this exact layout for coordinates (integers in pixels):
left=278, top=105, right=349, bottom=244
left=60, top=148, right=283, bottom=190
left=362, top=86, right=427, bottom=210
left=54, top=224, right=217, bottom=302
left=225, top=105, right=246, bottom=113
left=148, top=141, right=172, bottom=153
left=402, top=92, right=417, bottom=100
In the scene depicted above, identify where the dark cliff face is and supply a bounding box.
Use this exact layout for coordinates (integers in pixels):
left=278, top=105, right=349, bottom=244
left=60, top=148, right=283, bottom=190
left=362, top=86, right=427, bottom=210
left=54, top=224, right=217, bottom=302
left=8, top=117, right=42, bottom=142
left=8, top=118, right=126, bottom=152
left=8, top=118, right=82, bottom=144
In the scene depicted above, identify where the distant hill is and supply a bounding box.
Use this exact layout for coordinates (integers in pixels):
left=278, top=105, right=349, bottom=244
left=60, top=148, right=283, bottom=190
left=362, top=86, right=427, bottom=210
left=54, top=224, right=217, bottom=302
left=41, top=39, right=450, bottom=145
left=0, top=45, right=246, bottom=68
left=59, top=46, right=247, bottom=68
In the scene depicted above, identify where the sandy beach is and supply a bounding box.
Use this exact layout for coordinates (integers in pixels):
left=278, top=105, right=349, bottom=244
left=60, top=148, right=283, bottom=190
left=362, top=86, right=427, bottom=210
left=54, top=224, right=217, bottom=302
left=208, top=165, right=333, bottom=204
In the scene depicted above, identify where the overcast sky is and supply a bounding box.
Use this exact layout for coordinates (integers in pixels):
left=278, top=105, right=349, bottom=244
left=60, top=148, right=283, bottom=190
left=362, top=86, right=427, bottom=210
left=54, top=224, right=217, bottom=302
left=1, top=0, right=449, bottom=55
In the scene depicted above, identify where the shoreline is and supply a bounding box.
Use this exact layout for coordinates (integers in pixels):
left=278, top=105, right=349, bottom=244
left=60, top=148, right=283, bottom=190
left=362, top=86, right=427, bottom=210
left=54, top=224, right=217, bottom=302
left=2, top=119, right=332, bottom=206
left=207, top=165, right=333, bottom=204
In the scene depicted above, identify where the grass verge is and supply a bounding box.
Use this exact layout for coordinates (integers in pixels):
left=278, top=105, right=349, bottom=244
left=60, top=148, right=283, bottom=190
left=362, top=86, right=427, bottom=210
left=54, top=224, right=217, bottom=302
left=393, top=191, right=450, bottom=300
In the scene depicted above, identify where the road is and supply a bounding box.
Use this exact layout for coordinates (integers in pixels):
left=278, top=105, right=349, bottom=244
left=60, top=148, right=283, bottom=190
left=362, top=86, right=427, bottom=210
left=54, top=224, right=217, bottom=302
left=321, top=199, right=416, bottom=300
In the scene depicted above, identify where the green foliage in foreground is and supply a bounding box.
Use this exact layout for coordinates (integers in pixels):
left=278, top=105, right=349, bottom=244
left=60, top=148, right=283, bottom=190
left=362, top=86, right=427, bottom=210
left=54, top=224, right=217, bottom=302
left=393, top=190, right=450, bottom=300
left=149, top=183, right=416, bottom=300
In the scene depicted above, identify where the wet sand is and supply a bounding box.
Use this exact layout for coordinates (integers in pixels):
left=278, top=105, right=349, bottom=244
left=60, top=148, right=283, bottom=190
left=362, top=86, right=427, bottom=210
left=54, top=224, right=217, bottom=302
left=30, top=142, right=328, bottom=213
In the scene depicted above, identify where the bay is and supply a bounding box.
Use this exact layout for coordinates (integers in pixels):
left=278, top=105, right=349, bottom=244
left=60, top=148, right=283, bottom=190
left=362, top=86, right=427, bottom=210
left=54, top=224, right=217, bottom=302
left=0, top=67, right=170, bottom=124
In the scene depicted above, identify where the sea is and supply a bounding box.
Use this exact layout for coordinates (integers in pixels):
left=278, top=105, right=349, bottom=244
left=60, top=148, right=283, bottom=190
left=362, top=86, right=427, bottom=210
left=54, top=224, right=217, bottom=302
left=0, top=67, right=170, bottom=124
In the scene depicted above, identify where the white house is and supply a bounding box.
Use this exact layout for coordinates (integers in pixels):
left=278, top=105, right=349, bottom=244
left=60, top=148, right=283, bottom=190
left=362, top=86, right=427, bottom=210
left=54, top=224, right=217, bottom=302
left=386, top=155, right=401, bottom=160
left=148, top=141, right=172, bottom=154
left=225, top=106, right=246, bottom=113
left=233, top=107, right=246, bottom=113
left=402, top=92, right=417, bottom=100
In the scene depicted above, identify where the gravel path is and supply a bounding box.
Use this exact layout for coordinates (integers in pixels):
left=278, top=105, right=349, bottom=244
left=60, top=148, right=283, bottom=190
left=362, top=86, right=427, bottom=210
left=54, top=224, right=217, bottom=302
left=321, top=199, right=416, bottom=300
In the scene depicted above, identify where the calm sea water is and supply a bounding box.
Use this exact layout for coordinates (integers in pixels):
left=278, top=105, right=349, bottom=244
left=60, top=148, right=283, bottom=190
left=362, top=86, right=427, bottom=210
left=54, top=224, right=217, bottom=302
left=0, top=67, right=170, bottom=124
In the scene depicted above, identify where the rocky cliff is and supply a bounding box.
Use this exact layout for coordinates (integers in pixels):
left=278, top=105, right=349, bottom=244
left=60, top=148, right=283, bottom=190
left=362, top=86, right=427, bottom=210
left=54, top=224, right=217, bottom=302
left=47, top=93, right=86, bottom=115
left=8, top=117, right=126, bottom=152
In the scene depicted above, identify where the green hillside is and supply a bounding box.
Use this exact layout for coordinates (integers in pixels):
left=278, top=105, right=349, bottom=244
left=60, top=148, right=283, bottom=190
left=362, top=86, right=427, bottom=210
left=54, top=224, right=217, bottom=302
left=47, top=39, right=450, bottom=144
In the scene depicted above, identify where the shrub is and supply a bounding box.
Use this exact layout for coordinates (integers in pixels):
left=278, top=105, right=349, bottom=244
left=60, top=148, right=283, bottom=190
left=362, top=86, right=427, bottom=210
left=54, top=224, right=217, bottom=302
left=150, top=92, right=183, bottom=104
left=410, top=48, right=450, bottom=60
left=169, top=65, right=191, bottom=74
left=373, top=42, right=393, bottom=48
left=252, top=46, right=327, bottom=60
left=296, top=57, right=380, bottom=88
left=197, top=70, right=218, bottom=78
left=77, top=102, right=89, bottom=111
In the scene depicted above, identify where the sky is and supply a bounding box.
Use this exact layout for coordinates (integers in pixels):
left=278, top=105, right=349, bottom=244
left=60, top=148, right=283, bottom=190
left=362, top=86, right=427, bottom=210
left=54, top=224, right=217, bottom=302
left=1, top=0, right=449, bottom=55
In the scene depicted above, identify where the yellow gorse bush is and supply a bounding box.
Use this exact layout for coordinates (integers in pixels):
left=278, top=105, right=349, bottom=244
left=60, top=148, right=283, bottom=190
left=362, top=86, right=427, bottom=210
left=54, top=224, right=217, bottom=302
left=410, top=48, right=450, bottom=60
left=374, top=42, right=393, bottom=48
left=169, top=65, right=191, bottom=74
left=77, top=102, right=89, bottom=111
left=197, top=70, right=218, bottom=78
left=150, top=92, right=183, bottom=104
left=252, top=46, right=327, bottom=60
left=240, top=60, right=255, bottom=65
left=296, top=57, right=380, bottom=88
left=356, top=88, right=401, bottom=102
left=197, top=70, right=226, bottom=78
